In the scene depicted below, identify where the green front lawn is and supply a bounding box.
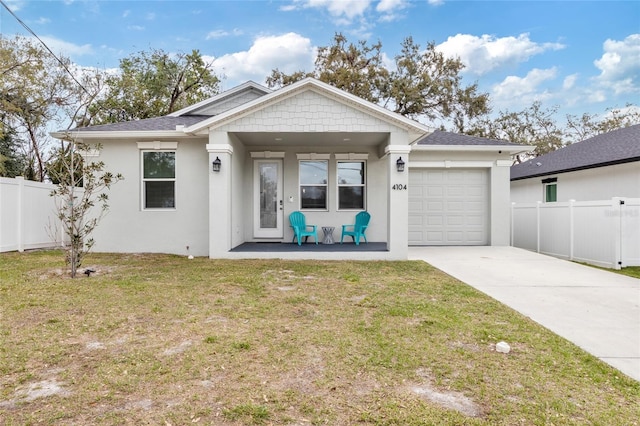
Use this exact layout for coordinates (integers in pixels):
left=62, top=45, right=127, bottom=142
left=1, top=251, right=638, bottom=425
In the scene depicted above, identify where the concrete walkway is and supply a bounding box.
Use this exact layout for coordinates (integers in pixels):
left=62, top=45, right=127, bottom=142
left=408, top=246, right=640, bottom=382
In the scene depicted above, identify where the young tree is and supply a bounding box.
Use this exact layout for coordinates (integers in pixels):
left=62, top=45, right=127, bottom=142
left=85, top=49, right=221, bottom=125
left=49, top=139, right=122, bottom=278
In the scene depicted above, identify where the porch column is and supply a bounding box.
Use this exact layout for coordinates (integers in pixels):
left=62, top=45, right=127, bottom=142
left=385, top=143, right=412, bottom=259
left=207, top=133, right=234, bottom=258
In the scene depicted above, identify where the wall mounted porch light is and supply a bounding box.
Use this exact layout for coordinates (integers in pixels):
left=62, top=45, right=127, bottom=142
left=396, top=156, right=405, bottom=172
left=212, top=157, right=221, bottom=172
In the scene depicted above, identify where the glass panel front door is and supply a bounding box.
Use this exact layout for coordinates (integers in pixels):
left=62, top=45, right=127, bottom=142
left=254, top=160, right=283, bottom=238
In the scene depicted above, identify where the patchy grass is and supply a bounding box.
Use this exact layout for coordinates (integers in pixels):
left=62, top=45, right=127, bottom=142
left=1, top=250, right=638, bottom=425
left=617, top=266, right=640, bottom=279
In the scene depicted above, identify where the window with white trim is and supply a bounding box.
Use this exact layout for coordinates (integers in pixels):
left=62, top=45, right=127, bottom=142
left=299, top=160, right=328, bottom=210
left=337, top=161, right=366, bottom=210
left=542, top=177, right=557, bottom=203
left=142, top=151, right=175, bottom=209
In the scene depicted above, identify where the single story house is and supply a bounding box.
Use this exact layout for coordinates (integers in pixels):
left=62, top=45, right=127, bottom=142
left=52, top=78, right=529, bottom=260
left=511, top=124, right=640, bottom=203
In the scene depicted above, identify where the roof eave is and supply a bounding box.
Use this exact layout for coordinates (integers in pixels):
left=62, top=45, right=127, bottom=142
left=50, top=130, right=192, bottom=140
left=413, top=144, right=534, bottom=154
left=511, top=156, right=640, bottom=181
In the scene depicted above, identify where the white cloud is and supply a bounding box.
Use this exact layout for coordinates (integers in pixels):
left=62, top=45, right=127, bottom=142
left=127, top=25, right=145, bottom=31
left=376, top=0, right=408, bottom=22
left=562, top=74, right=578, bottom=90
left=34, top=17, right=51, bottom=25
left=282, top=0, right=372, bottom=21
left=206, top=28, right=244, bottom=40
left=436, top=33, right=565, bottom=75
left=376, top=0, right=404, bottom=13
left=38, top=36, right=93, bottom=57
left=492, top=67, right=557, bottom=106
left=206, top=30, right=230, bottom=40
left=122, top=9, right=130, bottom=18
left=4, top=0, right=25, bottom=11
left=208, top=33, right=316, bottom=86
left=307, top=0, right=372, bottom=18
left=593, top=34, right=640, bottom=95
left=428, top=0, right=444, bottom=5
left=346, top=17, right=375, bottom=39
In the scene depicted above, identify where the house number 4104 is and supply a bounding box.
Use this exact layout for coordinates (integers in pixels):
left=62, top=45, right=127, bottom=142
left=392, top=184, right=407, bottom=190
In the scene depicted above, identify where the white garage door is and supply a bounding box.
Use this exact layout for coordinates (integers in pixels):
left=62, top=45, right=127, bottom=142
left=408, top=169, right=489, bottom=245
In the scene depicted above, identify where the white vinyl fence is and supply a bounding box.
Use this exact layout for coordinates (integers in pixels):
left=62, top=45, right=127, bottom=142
left=0, top=177, right=65, bottom=252
left=511, top=198, right=640, bottom=269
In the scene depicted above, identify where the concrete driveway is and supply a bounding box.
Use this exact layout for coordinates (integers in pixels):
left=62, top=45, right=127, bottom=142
left=409, top=246, right=640, bottom=382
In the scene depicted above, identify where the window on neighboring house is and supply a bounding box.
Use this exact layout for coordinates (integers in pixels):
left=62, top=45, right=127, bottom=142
left=542, top=178, right=557, bottom=202
left=337, top=161, right=365, bottom=210
left=142, top=151, right=175, bottom=209
left=299, top=160, right=328, bottom=210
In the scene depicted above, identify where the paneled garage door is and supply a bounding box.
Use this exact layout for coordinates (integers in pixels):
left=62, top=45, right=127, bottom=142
left=408, top=169, right=489, bottom=245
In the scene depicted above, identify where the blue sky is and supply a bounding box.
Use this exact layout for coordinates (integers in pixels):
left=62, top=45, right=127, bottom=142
left=2, top=0, right=639, bottom=125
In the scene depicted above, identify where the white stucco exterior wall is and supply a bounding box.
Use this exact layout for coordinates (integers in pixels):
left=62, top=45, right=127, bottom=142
left=89, top=138, right=210, bottom=256
left=490, top=160, right=513, bottom=245
left=511, top=161, right=640, bottom=203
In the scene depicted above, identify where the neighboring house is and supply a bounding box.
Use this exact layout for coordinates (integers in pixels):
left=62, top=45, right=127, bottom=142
left=510, top=124, right=640, bottom=203
left=510, top=124, right=640, bottom=269
left=52, top=78, right=528, bottom=260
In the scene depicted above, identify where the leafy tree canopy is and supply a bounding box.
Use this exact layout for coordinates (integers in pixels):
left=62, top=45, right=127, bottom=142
left=0, top=35, right=81, bottom=181
left=266, top=33, right=490, bottom=125
left=86, top=49, right=221, bottom=126
left=466, top=102, right=640, bottom=160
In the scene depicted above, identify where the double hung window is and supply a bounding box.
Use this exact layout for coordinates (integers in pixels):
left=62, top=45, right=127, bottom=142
left=337, top=161, right=365, bottom=210
left=142, top=151, right=175, bottom=209
left=299, top=160, right=328, bottom=210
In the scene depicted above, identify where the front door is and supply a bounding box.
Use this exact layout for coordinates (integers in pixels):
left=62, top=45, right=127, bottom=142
left=253, top=160, right=283, bottom=238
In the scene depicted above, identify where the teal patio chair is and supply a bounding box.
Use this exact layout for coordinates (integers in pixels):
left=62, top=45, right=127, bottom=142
left=289, top=211, right=318, bottom=245
left=340, top=211, right=370, bottom=245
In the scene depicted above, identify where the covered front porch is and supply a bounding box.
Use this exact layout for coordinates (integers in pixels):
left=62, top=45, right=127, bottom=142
left=181, top=78, right=431, bottom=260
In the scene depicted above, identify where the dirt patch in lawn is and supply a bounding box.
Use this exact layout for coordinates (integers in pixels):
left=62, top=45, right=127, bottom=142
left=0, top=378, right=71, bottom=409
left=409, top=368, right=484, bottom=418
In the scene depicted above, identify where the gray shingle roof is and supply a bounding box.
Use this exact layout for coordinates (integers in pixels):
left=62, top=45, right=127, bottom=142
left=416, top=130, right=522, bottom=146
left=65, top=115, right=211, bottom=132
left=510, top=124, right=640, bottom=181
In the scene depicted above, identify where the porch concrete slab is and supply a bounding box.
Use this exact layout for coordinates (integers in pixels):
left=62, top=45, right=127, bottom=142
left=408, top=246, right=640, bottom=382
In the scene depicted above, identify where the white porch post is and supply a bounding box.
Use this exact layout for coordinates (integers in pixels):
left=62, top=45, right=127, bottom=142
left=385, top=143, right=411, bottom=259
left=207, top=132, right=233, bottom=258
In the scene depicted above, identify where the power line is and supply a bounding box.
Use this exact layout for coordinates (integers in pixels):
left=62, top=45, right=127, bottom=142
left=0, top=0, right=94, bottom=100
